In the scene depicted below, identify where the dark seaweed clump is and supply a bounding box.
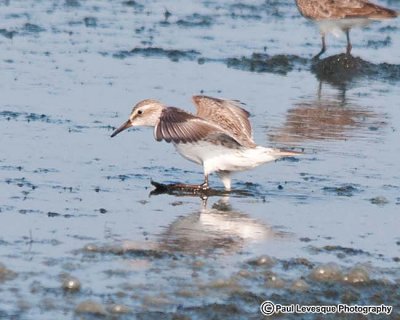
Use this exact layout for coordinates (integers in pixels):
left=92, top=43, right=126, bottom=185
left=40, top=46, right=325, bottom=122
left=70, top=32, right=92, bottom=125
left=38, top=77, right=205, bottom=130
left=0, top=29, right=17, bottom=39
left=322, top=184, right=360, bottom=197
left=176, top=13, right=213, bottom=28
left=113, top=47, right=201, bottom=62
left=226, top=53, right=308, bottom=75
left=122, top=0, right=144, bottom=10
left=0, top=111, right=68, bottom=124
left=23, top=23, right=45, bottom=33
left=312, top=53, right=400, bottom=85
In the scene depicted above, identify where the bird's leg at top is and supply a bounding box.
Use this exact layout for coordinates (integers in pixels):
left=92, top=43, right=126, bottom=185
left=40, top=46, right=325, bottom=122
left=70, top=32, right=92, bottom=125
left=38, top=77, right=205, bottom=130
left=345, top=29, right=352, bottom=56
left=217, top=171, right=232, bottom=191
left=313, top=34, right=326, bottom=60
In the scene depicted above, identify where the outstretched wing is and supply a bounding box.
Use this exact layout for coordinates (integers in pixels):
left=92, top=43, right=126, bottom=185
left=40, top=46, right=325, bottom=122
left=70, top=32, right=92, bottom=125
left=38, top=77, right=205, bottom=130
left=192, top=95, right=255, bottom=148
left=154, top=107, right=242, bottom=148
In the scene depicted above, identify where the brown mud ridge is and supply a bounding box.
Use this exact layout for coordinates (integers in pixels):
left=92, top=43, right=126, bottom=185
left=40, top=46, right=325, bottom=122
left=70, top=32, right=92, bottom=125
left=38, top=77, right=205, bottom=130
left=113, top=47, right=201, bottom=62
left=226, top=53, right=308, bottom=75
left=312, top=53, right=400, bottom=85
left=227, top=52, right=400, bottom=83
left=112, top=47, right=400, bottom=84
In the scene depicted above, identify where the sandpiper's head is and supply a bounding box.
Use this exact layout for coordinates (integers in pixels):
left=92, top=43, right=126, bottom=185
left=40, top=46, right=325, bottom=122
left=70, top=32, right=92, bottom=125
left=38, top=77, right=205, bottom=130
left=111, top=99, right=164, bottom=137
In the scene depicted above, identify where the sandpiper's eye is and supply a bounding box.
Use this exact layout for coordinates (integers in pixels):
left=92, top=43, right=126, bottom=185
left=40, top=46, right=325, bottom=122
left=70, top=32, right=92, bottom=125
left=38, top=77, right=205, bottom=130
left=137, top=110, right=143, bottom=115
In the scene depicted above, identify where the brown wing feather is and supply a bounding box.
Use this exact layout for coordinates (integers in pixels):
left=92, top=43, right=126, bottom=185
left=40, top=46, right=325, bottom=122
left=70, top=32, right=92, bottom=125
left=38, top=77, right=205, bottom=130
left=154, top=107, right=242, bottom=148
left=332, top=0, right=397, bottom=19
left=192, top=95, right=255, bottom=148
left=296, top=0, right=397, bottom=19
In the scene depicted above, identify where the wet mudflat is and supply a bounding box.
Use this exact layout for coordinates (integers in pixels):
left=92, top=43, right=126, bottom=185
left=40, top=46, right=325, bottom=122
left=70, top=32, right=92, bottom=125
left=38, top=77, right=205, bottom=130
left=1, top=0, right=399, bottom=319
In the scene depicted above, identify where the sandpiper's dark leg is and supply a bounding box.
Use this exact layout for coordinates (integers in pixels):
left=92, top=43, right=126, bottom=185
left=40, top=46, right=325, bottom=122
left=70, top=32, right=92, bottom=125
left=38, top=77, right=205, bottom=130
left=317, top=81, right=322, bottom=100
left=346, top=29, right=352, bottom=55
left=199, top=174, right=209, bottom=190
left=313, top=34, right=326, bottom=60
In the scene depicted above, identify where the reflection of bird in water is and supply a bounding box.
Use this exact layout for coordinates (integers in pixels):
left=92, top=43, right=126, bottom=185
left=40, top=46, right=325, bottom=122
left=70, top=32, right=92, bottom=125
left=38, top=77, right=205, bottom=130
left=111, top=95, right=299, bottom=191
left=158, top=197, right=287, bottom=255
left=269, top=82, right=385, bottom=143
left=295, top=0, right=398, bottom=58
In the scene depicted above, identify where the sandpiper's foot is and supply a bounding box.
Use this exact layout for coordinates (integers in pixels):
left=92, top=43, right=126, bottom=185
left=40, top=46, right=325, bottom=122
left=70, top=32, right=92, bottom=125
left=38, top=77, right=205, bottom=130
left=199, top=181, right=209, bottom=191
left=171, top=182, right=209, bottom=191
left=312, top=49, right=326, bottom=61
left=150, top=180, right=209, bottom=192
left=149, top=180, right=238, bottom=198
left=312, top=52, right=323, bottom=61
left=312, top=53, right=321, bottom=61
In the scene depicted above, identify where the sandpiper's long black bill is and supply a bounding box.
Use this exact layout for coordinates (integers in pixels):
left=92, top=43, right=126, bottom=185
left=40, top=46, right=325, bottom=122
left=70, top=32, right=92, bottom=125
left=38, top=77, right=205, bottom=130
left=110, top=120, right=132, bottom=137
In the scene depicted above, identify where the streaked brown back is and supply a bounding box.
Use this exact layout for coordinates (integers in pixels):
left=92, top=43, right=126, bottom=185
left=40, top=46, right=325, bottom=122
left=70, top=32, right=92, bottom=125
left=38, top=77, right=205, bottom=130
left=295, top=0, right=398, bottom=20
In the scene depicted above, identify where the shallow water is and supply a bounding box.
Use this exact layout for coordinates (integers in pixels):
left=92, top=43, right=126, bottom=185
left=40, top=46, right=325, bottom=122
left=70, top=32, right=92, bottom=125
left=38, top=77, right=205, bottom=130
left=1, top=0, right=399, bottom=319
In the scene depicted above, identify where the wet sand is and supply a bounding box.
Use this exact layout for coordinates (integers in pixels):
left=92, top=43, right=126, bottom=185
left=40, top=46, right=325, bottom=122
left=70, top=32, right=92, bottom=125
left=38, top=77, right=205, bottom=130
left=0, top=0, right=399, bottom=319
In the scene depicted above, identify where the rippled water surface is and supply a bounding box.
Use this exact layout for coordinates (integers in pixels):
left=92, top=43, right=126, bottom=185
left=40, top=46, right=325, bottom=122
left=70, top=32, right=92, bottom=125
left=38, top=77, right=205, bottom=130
left=1, top=0, right=399, bottom=319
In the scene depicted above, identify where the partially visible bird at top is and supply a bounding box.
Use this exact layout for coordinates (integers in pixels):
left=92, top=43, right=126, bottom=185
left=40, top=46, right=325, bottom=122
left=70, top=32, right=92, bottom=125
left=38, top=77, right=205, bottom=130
left=294, top=0, right=398, bottom=59
left=111, top=95, right=300, bottom=191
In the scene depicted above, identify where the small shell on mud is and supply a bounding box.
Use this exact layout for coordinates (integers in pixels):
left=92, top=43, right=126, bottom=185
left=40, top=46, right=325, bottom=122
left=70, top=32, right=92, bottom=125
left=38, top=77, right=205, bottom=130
left=62, top=276, right=81, bottom=292
left=290, top=279, right=309, bottom=292
left=208, top=278, right=240, bottom=290
left=247, top=255, right=275, bottom=267
left=192, top=260, right=205, bottom=269
left=142, top=295, right=171, bottom=308
left=83, top=243, right=99, bottom=252
left=106, top=304, right=132, bottom=314
left=265, top=273, right=286, bottom=288
left=0, top=262, right=17, bottom=282
left=310, top=263, right=342, bottom=282
left=342, top=266, right=370, bottom=284
left=75, top=300, right=107, bottom=315
left=237, top=269, right=252, bottom=278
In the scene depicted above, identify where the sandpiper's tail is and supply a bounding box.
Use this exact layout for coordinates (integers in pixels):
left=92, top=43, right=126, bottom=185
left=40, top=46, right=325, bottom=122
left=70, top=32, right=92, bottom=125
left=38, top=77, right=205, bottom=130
left=209, top=146, right=302, bottom=190
left=242, top=146, right=302, bottom=166
left=366, top=3, right=398, bottom=19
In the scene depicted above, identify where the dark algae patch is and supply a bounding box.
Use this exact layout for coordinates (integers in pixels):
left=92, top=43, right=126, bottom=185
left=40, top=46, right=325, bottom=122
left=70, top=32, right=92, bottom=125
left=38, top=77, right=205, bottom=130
left=224, top=52, right=400, bottom=83
left=113, top=47, right=201, bottom=62
left=82, top=243, right=177, bottom=259
left=23, top=23, right=45, bottom=33
left=226, top=53, right=308, bottom=75
left=322, top=184, right=360, bottom=197
left=319, top=245, right=372, bottom=257
left=0, top=110, right=69, bottom=124
left=0, top=28, right=16, bottom=39
left=312, top=53, right=400, bottom=84
left=176, top=13, right=213, bottom=28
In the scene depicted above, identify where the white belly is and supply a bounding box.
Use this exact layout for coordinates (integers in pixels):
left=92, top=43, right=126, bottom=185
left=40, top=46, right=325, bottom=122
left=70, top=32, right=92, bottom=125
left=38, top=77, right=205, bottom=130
left=174, top=142, right=278, bottom=175
left=317, top=18, right=372, bottom=37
